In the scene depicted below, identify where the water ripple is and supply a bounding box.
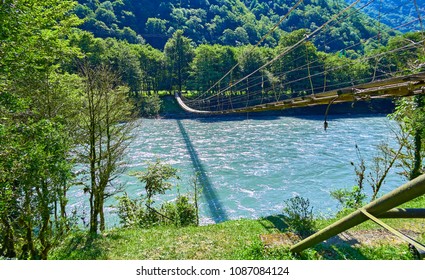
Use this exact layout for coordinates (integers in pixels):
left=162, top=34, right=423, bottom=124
left=69, top=115, right=406, bottom=225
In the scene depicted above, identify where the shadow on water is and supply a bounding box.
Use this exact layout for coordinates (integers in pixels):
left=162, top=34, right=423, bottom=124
left=176, top=119, right=228, bottom=223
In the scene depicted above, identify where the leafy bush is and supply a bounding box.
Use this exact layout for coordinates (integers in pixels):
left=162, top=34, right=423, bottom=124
left=139, top=93, right=162, bottom=118
left=330, top=185, right=366, bottom=210
left=175, top=195, right=197, bottom=227
left=160, top=195, right=197, bottom=227
left=116, top=193, right=145, bottom=227
left=282, top=196, right=316, bottom=237
left=116, top=160, right=198, bottom=228
left=117, top=193, right=197, bottom=228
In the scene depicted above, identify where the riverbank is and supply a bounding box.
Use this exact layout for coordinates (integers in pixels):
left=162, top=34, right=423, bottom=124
left=50, top=196, right=425, bottom=260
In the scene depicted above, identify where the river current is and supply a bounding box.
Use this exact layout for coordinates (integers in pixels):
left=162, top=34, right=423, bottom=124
left=68, top=114, right=406, bottom=226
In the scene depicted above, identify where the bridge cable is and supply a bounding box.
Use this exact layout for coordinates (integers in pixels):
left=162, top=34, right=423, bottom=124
left=195, top=0, right=305, bottom=101
left=195, top=40, right=425, bottom=111
left=213, top=0, right=362, bottom=98
left=185, top=1, right=416, bottom=110
left=182, top=1, right=423, bottom=112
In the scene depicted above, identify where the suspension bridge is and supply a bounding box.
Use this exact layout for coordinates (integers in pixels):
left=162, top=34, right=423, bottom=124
left=176, top=72, right=425, bottom=114
left=176, top=0, right=425, bottom=115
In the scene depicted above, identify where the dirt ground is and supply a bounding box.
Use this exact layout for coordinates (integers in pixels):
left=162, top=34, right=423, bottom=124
left=260, top=228, right=423, bottom=248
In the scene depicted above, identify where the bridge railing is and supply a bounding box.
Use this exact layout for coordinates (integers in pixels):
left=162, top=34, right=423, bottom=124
left=290, top=173, right=425, bottom=258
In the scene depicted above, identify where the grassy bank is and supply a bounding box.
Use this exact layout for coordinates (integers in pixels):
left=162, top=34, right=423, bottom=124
left=50, top=196, right=425, bottom=260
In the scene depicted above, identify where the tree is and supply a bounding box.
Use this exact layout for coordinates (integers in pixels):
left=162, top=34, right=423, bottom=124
left=133, top=159, right=179, bottom=210
left=145, top=18, right=168, bottom=34
left=391, top=97, right=425, bottom=180
left=164, top=30, right=195, bottom=92
left=388, top=32, right=425, bottom=180
left=237, top=46, right=267, bottom=95
left=137, top=45, right=167, bottom=93
left=0, top=0, right=81, bottom=259
left=0, top=117, right=74, bottom=259
left=103, top=38, right=144, bottom=93
left=190, top=44, right=237, bottom=93
left=274, top=29, right=324, bottom=95
left=77, top=64, right=135, bottom=234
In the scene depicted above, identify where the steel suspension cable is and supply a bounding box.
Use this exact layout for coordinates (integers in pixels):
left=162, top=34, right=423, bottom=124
left=194, top=0, right=305, bottom=101
left=213, top=0, right=362, bottom=98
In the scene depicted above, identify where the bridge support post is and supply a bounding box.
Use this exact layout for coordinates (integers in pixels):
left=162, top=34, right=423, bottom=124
left=290, top=174, right=425, bottom=253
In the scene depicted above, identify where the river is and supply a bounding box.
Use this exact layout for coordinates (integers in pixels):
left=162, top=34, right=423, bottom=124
left=68, top=114, right=406, bottom=227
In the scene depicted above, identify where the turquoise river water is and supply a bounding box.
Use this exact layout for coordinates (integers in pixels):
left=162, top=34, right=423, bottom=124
left=68, top=114, right=406, bottom=227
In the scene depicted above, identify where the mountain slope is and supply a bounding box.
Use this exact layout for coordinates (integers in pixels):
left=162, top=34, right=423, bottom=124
left=75, top=0, right=393, bottom=52
left=347, top=0, right=425, bottom=33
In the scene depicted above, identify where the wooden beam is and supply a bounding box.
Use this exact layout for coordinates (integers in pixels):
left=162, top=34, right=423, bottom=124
left=290, top=174, right=425, bottom=253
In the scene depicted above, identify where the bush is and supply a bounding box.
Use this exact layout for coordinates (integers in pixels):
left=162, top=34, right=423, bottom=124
left=159, top=195, right=197, bottom=227
left=116, top=193, right=197, bottom=228
left=139, top=93, right=162, bottom=117
left=175, top=195, right=197, bottom=227
left=282, top=196, right=316, bottom=237
left=116, top=193, right=145, bottom=227
left=330, top=185, right=366, bottom=210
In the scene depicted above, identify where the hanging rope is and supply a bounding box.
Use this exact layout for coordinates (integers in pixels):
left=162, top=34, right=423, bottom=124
left=179, top=0, right=425, bottom=113
left=324, top=97, right=339, bottom=131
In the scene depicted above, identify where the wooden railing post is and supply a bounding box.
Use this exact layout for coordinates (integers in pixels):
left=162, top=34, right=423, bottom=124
left=290, top=174, right=425, bottom=253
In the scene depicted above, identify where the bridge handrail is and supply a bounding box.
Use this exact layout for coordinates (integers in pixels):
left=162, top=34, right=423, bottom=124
left=290, top=173, right=425, bottom=253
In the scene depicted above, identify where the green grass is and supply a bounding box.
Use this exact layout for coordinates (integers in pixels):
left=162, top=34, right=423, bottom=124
left=50, top=218, right=280, bottom=260
left=49, top=195, right=425, bottom=260
left=50, top=195, right=425, bottom=260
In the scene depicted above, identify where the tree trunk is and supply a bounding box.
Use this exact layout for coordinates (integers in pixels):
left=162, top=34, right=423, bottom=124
left=411, top=95, right=424, bottom=180
left=411, top=129, right=423, bottom=180
left=99, top=195, right=105, bottom=232
left=1, top=217, right=16, bottom=258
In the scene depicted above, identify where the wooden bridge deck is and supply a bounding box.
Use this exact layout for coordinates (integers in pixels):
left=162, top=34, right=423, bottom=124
left=176, top=72, right=425, bottom=115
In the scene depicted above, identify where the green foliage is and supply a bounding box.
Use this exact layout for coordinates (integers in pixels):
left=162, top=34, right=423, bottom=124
left=160, top=195, right=197, bottom=227
left=76, top=63, right=135, bottom=234
left=0, top=118, right=74, bottom=259
left=330, top=186, right=366, bottom=209
left=139, top=94, right=162, bottom=118
left=190, top=44, right=237, bottom=93
left=282, top=196, right=316, bottom=237
left=116, top=193, right=145, bottom=228
left=73, top=0, right=388, bottom=51
left=390, top=95, right=425, bottom=180
left=116, top=192, right=197, bottom=228
left=116, top=160, right=198, bottom=228
left=0, top=0, right=82, bottom=260
left=133, top=159, right=179, bottom=208
left=164, top=30, right=195, bottom=92
left=357, top=0, right=425, bottom=33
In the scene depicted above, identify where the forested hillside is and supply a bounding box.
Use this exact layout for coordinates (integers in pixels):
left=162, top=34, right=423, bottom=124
left=75, top=0, right=390, bottom=51
left=349, top=0, right=425, bottom=32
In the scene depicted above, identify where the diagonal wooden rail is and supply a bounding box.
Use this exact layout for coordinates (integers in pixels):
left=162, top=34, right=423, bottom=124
left=176, top=72, right=425, bottom=114
left=290, top=173, right=425, bottom=255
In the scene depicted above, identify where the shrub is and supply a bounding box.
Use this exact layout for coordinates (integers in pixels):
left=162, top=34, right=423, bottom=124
left=139, top=93, right=162, bottom=117
left=175, top=195, right=197, bottom=227
left=282, top=196, right=316, bottom=237
left=116, top=193, right=197, bottom=228
left=116, top=193, right=145, bottom=227
left=330, top=185, right=366, bottom=210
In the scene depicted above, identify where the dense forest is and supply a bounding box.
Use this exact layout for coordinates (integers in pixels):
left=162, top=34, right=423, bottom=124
left=1, top=0, right=425, bottom=260
left=354, top=0, right=425, bottom=32
left=75, top=0, right=395, bottom=51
